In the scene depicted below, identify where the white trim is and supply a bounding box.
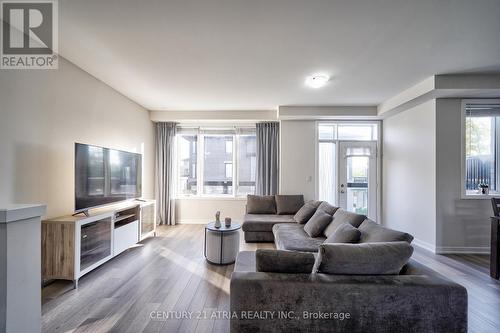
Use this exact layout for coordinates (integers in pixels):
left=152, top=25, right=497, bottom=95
left=174, top=196, right=246, bottom=201
left=176, top=218, right=211, bottom=224
left=435, top=246, right=489, bottom=254
left=412, top=238, right=436, bottom=253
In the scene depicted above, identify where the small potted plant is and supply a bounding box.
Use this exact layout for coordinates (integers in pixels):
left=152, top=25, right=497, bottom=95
left=478, top=183, right=490, bottom=195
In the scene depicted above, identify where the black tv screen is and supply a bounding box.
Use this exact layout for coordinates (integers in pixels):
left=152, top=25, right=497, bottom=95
left=75, top=143, right=142, bottom=212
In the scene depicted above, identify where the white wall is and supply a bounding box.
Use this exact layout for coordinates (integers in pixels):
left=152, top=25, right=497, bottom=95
left=175, top=198, right=246, bottom=224
left=435, top=99, right=490, bottom=252
left=382, top=100, right=436, bottom=250
left=0, top=58, right=155, bottom=219
left=279, top=120, right=317, bottom=200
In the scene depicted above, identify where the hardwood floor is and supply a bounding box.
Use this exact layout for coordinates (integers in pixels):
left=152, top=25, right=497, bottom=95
left=42, top=224, right=500, bottom=333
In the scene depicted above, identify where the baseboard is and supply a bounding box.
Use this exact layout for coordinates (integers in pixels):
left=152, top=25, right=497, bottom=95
left=412, top=238, right=436, bottom=253
left=176, top=219, right=209, bottom=224
left=411, top=238, right=490, bottom=254
left=435, top=246, right=490, bottom=254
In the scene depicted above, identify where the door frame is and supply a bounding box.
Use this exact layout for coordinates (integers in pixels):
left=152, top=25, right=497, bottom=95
left=315, top=121, right=382, bottom=222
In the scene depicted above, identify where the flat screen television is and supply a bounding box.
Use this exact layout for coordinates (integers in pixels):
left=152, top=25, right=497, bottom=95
left=75, top=143, right=142, bottom=213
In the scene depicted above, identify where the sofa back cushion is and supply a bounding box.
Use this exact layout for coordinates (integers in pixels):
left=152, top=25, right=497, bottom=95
left=256, top=249, right=316, bottom=274
left=323, top=209, right=366, bottom=238
left=246, top=195, right=277, bottom=214
left=304, top=209, right=332, bottom=237
left=317, top=201, right=340, bottom=216
left=275, top=195, right=305, bottom=215
left=324, top=223, right=361, bottom=244
left=358, top=219, right=414, bottom=243
left=313, top=242, right=414, bottom=275
left=293, top=201, right=321, bottom=224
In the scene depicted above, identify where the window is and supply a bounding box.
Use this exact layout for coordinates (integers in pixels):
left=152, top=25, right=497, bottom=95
left=176, top=127, right=256, bottom=197
left=204, top=135, right=234, bottom=195
left=237, top=134, right=257, bottom=196
left=463, top=100, right=500, bottom=196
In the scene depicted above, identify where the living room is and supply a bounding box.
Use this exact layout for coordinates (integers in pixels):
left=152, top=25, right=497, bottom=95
left=1, top=1, right=500, bottom=332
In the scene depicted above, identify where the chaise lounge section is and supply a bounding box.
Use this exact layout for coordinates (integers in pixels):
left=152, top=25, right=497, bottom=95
left=230, top=251, right=468, bottom=333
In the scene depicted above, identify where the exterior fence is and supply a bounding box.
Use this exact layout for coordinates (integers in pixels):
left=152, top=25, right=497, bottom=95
left=466, top=156, right=494, bottom=190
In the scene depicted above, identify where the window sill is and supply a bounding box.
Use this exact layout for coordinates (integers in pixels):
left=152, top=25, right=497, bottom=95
left=174, top=196, right=248, bottom=201
left=462, top=193, right=500, bottom=200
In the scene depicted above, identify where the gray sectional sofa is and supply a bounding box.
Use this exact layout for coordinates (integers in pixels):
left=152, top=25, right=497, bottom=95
left=231, top=195, right=468, bottom=333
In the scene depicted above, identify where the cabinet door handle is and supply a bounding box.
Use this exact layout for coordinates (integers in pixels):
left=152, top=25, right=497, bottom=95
left=82, top=234, right=88, bottom=239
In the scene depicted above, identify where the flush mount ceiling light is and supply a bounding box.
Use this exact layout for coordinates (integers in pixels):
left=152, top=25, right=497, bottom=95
left=305, top=74, right=330, bottom=88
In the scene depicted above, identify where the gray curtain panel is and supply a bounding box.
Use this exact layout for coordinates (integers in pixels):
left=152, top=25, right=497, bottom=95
left=256, top=122, right=279, bottom=195
left=155, top=122, right=177, bottom=225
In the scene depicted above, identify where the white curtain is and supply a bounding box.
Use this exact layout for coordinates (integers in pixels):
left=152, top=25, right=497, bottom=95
left=155, top=122, right=177, bottom=225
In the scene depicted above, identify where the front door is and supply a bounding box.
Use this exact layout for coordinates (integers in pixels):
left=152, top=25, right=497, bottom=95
left=338, top=141, right=377, bottom=219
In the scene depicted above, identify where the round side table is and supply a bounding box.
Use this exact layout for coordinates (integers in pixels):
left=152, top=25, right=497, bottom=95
left=204, top=222, right=241, bottom=265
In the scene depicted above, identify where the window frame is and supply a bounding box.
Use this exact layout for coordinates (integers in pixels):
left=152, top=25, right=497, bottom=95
left=175, top=126, right=256, bottom=199
left=461, top=99, right=500, bottom=199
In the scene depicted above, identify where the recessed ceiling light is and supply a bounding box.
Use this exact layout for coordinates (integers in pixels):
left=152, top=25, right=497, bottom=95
left=305, top=74, right=330, bottom=88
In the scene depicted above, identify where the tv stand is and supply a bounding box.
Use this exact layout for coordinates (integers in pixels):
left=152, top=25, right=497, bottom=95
left=42, top=200, right=156, bottom=288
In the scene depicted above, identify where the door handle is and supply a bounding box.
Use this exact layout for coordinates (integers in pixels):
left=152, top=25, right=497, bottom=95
left=340, top=190, right=345, bottom=194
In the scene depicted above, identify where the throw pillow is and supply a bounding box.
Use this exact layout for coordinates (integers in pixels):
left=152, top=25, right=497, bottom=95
left=313, top=242, right=414, bottom=275
left=294, top=200, right=321, bottom=224
left=246, top=195, right=277, bottom=214
left=304, top=209, right=333, bottom=237
left=323, top=209, right=366, bottom=238
left=324, top=223, right=361, bottom=243
left=317, top=201, right=340, bottom=216
left=256, top=249, right=316, bottom=273
left=275, top=195, right=305, bottom=215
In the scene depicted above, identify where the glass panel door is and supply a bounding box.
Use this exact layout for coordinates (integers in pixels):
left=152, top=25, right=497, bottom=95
left=80, top=217, right=112, bottom=271
left=338, top=141, right=377, bottom=219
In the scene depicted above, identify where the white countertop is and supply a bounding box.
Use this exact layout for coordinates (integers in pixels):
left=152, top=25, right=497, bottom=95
left=0, top=204, right=47, bottom=223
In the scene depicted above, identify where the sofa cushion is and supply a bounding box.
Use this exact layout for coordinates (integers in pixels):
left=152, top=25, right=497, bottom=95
left=304, top=209, right=333, bottom=237
left=317, top=201, right=340, bottom=216
left=358, top=219, right=414, bottom=243
left=324, top=223, right=361, bottom=243
left=242, top=214, right=295, bottom=232
left=313, top=242, right=414, bottom=275
left=275, top=195, right=305, bottom=215
left=293, top=201, right=321, bottom=224
left=323, top=209, right=366, bottom=238
left=273, top=224, right=325, bottom=252
left=256, top=249, right=316, bottom=273
left=246, top=195, right=276, bottom=214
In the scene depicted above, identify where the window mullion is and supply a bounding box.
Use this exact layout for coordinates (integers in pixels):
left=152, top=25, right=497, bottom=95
left=198, top=134, right=204, bottom=196
left=496, top=118, right=500, bottom=192
left=234, top=134, right=238, bottom=197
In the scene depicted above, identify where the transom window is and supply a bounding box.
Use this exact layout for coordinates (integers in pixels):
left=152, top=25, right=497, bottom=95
left=463, top=100, right=500, bottom=196
left=176, top=127, right=256, bottom=197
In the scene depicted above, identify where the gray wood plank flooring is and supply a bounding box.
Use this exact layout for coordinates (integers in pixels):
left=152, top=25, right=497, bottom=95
left=42, top=224, right=500, bottom=333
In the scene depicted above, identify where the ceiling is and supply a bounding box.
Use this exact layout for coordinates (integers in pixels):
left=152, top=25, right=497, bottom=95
left=60, top=0, right=500, bottom=111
